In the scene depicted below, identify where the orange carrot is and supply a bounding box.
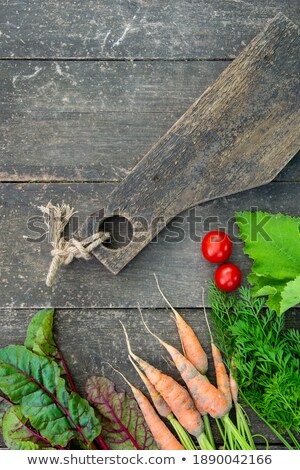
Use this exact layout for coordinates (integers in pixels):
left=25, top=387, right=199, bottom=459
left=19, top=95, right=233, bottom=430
left=121, top=322, right=204, bottom=438
left=132, top=390, right=184, bottom=450
left=202, top=292, right=232, bottom=413
left=211, top=343, right=232, bottom=405
left=154, top=274, right=208, bottom=374
left=128, top=355, right=172, bottom=418
left=131, top=355, right=204, bottom=438
left=129, top=356, right=198, bottom=451
left=110, top=366, right=184, bottom=450
left=159, top=337, right=230, bottom=418
left=140, top=312, right=231, bottom=419
left=230, top=373, right=238, bottom=405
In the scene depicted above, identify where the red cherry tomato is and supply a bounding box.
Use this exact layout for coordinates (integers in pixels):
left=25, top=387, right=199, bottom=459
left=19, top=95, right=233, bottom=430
left=202, top=231, right=232, bottom=263
left=214, top=263, right=242, bottom=292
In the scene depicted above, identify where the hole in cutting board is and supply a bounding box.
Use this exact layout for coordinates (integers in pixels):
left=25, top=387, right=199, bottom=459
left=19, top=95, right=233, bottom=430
left=99, top=215, right=134, bottom=250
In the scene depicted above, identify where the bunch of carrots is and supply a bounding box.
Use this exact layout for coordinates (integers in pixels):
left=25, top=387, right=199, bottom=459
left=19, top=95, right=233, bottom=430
left=115, top=276, right=258, bottom=451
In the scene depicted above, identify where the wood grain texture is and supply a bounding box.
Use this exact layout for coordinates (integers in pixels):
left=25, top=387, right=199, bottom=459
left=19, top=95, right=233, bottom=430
left=80, top=14, right=300, bottom=274
left=0, top=0, right=299, bottom=452
left=0, top=181, right=299, bottom=309
left=0, top=307, right=298, bottom=448
left=0, top=60, right=227, bottom=182
left=0, top=0, right=299, bottom=59
left=1, top=58, right=299, bottom=183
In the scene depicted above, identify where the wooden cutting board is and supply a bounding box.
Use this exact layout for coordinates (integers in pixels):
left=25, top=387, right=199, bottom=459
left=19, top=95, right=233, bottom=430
left=78, top=13, right=300, bottom=274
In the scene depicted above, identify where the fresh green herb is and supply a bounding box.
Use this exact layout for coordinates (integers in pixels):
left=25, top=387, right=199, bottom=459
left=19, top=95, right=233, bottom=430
left=209, top=283, right=300, bottom=448
left=235, top=211, right=300, bottom=315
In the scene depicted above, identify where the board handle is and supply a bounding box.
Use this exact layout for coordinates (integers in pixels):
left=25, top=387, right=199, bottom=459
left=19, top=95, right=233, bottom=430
left=77, top=205, right=171, bottom=273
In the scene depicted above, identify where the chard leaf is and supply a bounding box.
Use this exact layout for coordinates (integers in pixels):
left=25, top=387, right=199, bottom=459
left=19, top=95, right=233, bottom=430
left=86, top=376, right=157, bottom=450
left=236, top=211, right=300, bottom=314
left=25, top=308, right=58, bottom=359
left=3, top=406, right=54, bottom=450
left=0, top=396, right=11, bottom=428
left=0, top=345, right=101, bottom=447
left=25, top=308, right=76, bottom=391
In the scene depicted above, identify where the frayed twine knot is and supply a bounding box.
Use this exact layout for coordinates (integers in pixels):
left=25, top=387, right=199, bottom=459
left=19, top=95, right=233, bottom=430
left=39, top=202, right=110, bottom=287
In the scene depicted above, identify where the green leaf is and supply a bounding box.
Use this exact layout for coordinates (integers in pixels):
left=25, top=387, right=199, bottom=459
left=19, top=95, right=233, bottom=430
left=86, top=376, right=157, bottom=450
left=209, top=286, right=300, bottom=440
left=249, top=274, right=285, bottom=314
left=25, top=308, right=76, bottom=391
left=236, top=211, right=300, bottom=280
left=25, top=309, right=57, bottom=358
left=255, top=285, right=277, bottom=296
left=236, top=211, right=300, bottom=314
left=0, top=396, right=11, bottom=428
left=0, top=345, right=101, bottom=447
left=280, top=275, right=300, bottom=314
left=25, top=309, right=64, bottom=370
left=2, top=406, right=54, bottom=450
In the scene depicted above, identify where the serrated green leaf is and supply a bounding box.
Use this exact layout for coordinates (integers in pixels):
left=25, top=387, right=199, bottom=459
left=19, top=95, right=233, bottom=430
left=3, top=406, right=54, bottom=450
left=236, top=211, right=300, bottom=314
left=280, top=275, right=300, bottom=314
left=86, top=376, right=157, bottom=450
left=0, top=345, right=100, bottom=447
left=255, top=285, right=277, bottom=296
left=236, top=211, right=300, bottom=280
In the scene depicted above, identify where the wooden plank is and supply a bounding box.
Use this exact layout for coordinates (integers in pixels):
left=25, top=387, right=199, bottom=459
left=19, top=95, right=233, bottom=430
left=0, top=1, right=299, bottom=59
left=0, top=181, right=299, bottom=309
left=1, top=59, right=299, bottom=183
left=81, top=14, right=300, bottom=274
left=0, top=307, right=298, bottom=448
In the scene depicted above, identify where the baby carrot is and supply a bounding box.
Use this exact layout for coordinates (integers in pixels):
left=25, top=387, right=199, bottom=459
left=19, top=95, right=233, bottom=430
left=129, top=355, right=197, bottom=450
left=229, top=371, right=239, bottom=405
left=120, top=321, right=204, bottom=439
left=211, top=343, right=232, bottom=406
left=110, top=365, right=184, bottom=450
left=154, top=274, right=208, bottom=375
left=128, top=355, right=172, bottom=418
left=202, top=294, right=232, bottom=411
left=202, top=289, right=254, bottom=450
left=141, top=313, right=231, bottom=419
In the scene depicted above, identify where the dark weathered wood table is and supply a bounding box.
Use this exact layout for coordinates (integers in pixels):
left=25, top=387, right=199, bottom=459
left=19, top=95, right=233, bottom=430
left=0, top=0, right=299, bottom=448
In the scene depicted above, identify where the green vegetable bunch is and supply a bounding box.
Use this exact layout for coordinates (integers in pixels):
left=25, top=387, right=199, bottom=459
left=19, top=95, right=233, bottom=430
left=0, top=309, right=157, bottom=450
left=209, top=284, right=300, bottom=449
left=236, top=211, right=300, bottom=315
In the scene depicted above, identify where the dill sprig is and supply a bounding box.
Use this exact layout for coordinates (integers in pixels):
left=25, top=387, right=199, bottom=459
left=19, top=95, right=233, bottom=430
left=208, top=283, right=300, bottom=447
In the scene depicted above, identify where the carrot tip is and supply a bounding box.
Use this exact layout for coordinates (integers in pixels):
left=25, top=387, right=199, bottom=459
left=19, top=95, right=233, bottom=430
left=104, top=361, right=136, bottom=391
left=138, top=306, right=166, bottom=347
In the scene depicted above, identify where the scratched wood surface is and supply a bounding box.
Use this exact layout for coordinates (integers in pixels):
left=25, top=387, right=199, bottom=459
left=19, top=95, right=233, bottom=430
left=0, top=0, right=299, bottom=449
left=1, top=59, right=299, bottom=183
left=81, top=14, right=300, bottom=274
left=0, top=0, right=299, bottom=58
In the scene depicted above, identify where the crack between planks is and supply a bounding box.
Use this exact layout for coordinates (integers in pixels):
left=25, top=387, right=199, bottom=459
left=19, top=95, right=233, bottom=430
left=0, top=179, right=297, bottom=184
left=0, top=57, right=233, bottom=63
left=0, top=179, right=122, bottom=184
left=0, top=306, right=299, bottom=311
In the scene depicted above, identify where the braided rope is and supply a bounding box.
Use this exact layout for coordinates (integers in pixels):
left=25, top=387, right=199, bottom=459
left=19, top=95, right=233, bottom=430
left=39, top=203, right=109, bottom=287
